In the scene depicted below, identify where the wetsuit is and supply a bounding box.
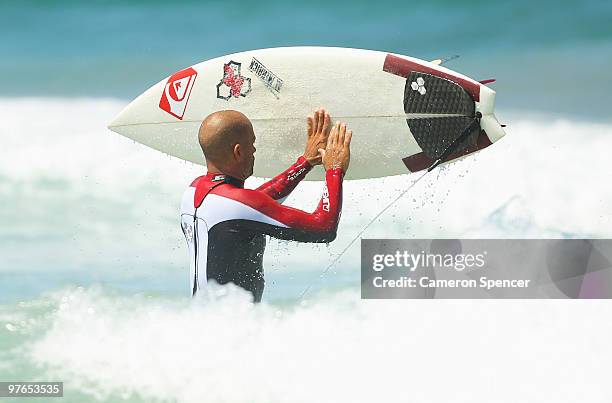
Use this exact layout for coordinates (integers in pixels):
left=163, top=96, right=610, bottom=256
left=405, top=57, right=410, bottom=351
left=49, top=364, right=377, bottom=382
left=180, top=156, right=343, bottom=302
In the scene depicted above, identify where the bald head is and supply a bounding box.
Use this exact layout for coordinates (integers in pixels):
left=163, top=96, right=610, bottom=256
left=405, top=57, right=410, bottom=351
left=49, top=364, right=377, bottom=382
left=198, top=110, right=254, bottom=165
left=198, top=110, right=257, bottom=179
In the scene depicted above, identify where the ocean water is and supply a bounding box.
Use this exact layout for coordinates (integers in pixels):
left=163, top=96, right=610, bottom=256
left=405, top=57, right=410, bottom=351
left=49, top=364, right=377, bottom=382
left=1, top=1, right=612, bottom=402
left=2, top=0, right=612, bottom=117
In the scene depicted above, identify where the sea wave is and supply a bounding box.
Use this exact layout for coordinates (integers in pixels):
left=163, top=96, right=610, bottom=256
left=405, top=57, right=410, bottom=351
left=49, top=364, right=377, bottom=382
left=1, top=98, right=611, bottom=281
left=10, top=285, right=609, bottom=403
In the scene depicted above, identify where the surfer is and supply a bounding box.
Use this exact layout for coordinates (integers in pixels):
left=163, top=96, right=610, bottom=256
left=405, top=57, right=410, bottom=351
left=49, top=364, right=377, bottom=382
left=180, top=108, right=352, bottom=302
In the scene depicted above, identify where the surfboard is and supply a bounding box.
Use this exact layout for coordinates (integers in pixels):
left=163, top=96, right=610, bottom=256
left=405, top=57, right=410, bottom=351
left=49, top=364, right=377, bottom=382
left=108, top=47, right=505, bottom=180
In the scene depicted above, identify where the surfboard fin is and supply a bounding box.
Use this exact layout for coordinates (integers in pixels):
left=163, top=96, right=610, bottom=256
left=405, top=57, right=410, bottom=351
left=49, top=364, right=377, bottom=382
left=479, top=78, right=496, bottom=85
left=430, top=55, right=460, bottom=66
left=427, top=112, right=482, bottom=172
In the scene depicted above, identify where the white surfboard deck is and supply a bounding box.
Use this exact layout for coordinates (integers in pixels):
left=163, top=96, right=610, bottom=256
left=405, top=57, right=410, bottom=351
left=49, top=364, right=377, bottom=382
left=108, top=47, right=505, bottom=180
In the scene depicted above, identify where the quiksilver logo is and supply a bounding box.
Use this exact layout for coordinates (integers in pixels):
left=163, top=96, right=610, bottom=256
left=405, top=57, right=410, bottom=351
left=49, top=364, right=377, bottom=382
left=159, top=67, right=198, bottom=119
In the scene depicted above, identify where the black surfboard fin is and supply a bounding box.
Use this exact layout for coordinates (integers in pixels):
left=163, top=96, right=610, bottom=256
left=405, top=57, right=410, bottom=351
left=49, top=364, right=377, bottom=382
left=427, top=112, right=482, bottom=172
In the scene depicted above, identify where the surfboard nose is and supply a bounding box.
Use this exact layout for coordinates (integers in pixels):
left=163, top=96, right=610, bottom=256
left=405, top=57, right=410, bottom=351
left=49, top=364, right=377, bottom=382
left=107, top=109, right=124, bottom=132
left=107, top=79, right=168, bottom=133
left=108, top=97, right=140, bottom=132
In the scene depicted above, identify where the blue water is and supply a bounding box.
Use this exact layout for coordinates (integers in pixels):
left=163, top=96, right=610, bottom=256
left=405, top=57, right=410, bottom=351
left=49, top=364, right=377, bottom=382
left=1, top=0, right=612, bottom=116
left=1, top=2, right=612, bottom=402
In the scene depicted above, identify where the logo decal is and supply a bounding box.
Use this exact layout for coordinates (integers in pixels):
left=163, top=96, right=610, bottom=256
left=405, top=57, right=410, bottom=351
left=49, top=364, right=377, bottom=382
left=322, top=185, right=330, bottom=212
left=216, top=61, right=251, bottom=100
left=287, top=167, right=306, bottom=182
left=159, top=67, right=198, bottom=120
left=248, top=57, right=283, bottom=98
left=410, top=77, right=427, bottom=95
left=182, top=222, right=194, bottom=242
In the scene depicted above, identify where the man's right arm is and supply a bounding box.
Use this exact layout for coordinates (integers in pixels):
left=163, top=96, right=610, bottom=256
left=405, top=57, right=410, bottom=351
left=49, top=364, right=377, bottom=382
left=214, top=168, right=343, bottom=243
left=215, top=121, right=352, bottom=243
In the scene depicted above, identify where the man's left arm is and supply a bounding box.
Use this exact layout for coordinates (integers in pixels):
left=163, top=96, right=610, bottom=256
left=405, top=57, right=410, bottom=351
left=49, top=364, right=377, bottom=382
left=255, top=108, right=331, bottom=201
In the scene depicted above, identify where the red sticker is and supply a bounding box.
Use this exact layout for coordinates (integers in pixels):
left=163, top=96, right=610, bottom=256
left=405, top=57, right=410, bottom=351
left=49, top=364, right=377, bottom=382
left=159, top=67, right=198, bottom=120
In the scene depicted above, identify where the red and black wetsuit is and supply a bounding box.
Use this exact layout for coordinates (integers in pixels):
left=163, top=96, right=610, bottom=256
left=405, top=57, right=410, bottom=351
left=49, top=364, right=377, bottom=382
left=180, top=156, right=343, bottom=302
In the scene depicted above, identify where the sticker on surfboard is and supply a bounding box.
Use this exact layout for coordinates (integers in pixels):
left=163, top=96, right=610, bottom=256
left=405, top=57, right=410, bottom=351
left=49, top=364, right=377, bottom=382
left=216, top=61, right=251, bottom=100
left=248, top=57, right=283, bottom=98
left=159, top=67, right=198, bottom=120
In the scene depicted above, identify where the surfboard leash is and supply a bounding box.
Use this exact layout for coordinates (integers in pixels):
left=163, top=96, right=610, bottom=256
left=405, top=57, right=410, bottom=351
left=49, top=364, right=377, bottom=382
left=298, top=169, right=430, bottom=300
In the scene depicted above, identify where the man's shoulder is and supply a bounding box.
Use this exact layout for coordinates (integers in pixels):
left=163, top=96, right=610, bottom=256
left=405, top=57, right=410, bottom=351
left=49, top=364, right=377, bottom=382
left=181, top=176, right=210, bottom=212
left=189, top=175, right=206, bottom=187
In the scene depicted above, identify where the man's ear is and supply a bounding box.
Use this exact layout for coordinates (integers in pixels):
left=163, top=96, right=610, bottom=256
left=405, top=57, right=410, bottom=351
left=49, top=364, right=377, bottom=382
left=233, top=143, right=241, bottom=160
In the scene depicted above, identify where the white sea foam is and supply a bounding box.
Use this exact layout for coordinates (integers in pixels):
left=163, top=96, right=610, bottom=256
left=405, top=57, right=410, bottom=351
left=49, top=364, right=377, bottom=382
left=27, top=286, right=612, bottom=403
left=3, top=99, right=610, bottom=401
left=1, top=98, right=611, bottom=275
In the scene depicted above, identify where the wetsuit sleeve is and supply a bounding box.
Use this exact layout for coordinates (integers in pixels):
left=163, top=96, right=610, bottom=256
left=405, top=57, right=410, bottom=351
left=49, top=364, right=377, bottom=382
left=223, top=168, right=343, bottom=243
left=255, top=156, right=313, bottom=200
